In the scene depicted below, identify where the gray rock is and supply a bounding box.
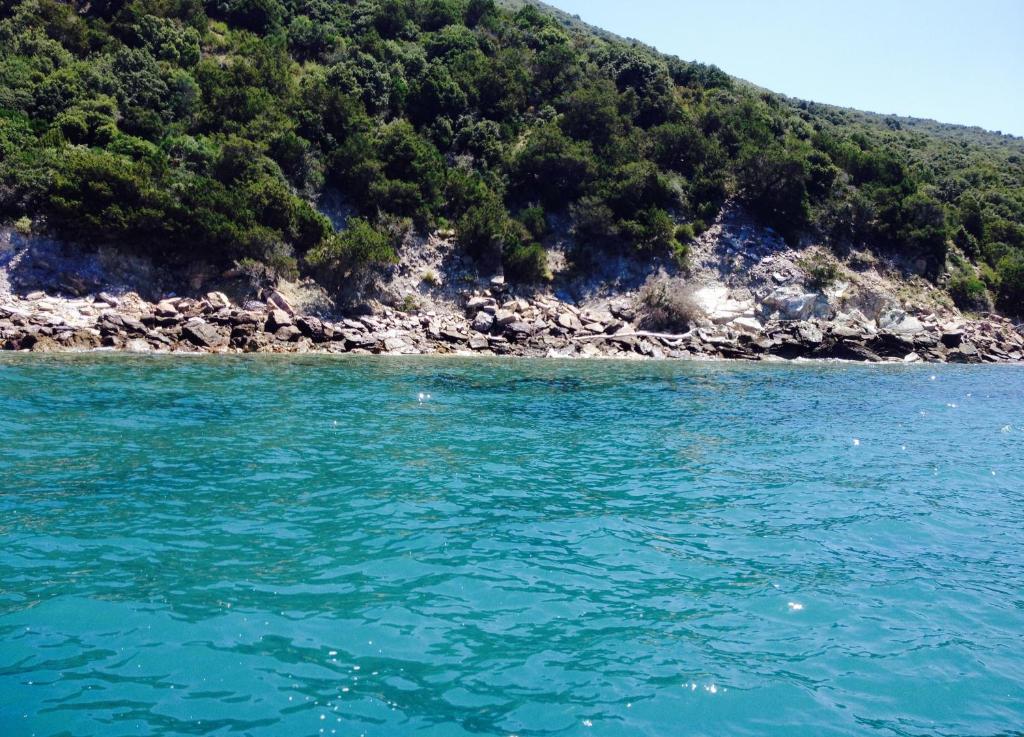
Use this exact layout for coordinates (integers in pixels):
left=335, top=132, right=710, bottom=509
left=472, top=311, right=495, bottom=333
left=495, top=310, right=517, bottom=327
left=609, top=302, right=636, bottom=322
left=296, top=315, right=326, bottom=342
left=266, top=309, right=292, bottom=332
left=340, top=330, right=376, bottom=348
left=469, top=335, right=489, bottom=350
left=948, top=341, right=981, bottom=363
left=206, top=291, right=231, bottom=309
left=505, top=321, right=533, bottom=339
left=440, top=327, right=467, bottom=343
left=832, top=324, right=865, bottom=340
left=155, top=300, right=179, bottom=318
left=878, top=309, right=925, bottom=335
left=182, top=321, right=228, bottom=348
left=761, top=286, right=831, bottom=321
left=267, top=290, right=295, bottom=316
left=796, top=321, right=824, bottom=345
left=557, top=312, right=583, bottom=331
left=274, top=325, right=302, bottom=342
left=230, top=322, right=257, bottom=340
left=941, top=328, right=964, bottom=348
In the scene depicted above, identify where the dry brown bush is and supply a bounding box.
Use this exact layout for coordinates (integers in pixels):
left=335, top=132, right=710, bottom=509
left=638, top=277, right=703, bottom=331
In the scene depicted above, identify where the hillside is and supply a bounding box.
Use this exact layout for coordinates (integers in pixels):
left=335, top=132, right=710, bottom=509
left=1, top=0, right=1023, bottom=317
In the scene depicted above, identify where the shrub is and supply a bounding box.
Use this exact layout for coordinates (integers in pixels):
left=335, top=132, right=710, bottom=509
left=306, top=217, right=396, bottom=276
left=517, top=205, right=548, bottom=240
left=503, top=241, right=549, bottom=283
left=399, top=293, right=420, bottom=313
left=455, top=186, right=506, bottom=263
left=948, top=269, right=990, bottom=311
left=638, top=277, right=702, bottom=331
left=618, top=207, right=677, bottom=254
left=675, top=223, right=696, bottom=243
left=996, top=251, right=1024, bottom=316
left=671, top=238, right=690, bottom=267
left=800, top=252, right=840, bottom=291
left=571, top=196, right=618, bottom=247
left=511, top=123, right=596, bottom=208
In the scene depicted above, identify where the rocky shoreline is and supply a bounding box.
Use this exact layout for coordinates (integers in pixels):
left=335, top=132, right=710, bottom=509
left=2, top=281, right=1023, bottom=364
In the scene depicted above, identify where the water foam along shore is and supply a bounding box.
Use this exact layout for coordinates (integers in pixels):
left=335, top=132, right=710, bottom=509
left=2, top=282, right=1022, bottom=363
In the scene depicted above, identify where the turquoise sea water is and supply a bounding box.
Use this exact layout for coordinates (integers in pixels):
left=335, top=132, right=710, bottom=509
left=1, top=355, right=1022, bottom=737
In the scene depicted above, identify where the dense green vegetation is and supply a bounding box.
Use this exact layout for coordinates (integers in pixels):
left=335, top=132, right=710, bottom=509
left=1, top=0, right=1022, bottom=313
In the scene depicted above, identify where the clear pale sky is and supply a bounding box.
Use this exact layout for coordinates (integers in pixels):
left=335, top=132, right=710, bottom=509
left=546, top=0, right=1024, bottom=137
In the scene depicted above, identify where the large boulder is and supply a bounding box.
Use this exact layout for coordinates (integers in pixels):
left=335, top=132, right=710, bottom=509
left=947, top=341, right=981, bottom=364
left=440, top=327, right=467, bottom=343
left=504, top=321, right=534, bottom=340
left=266, top=290, right=295, bottom=316
left=154, top=300, right=179, bottom=318
left=182, top=320, right=228, bottom=349
left=472, top=311, right=495, bottom=333
left=728, top=316, right=763, bottom=335
left=557, top=312, right=583, bottom=331
left=795, top=321, right=824, bottom=345
left=465, top=296, right=492, bottom=312
left=609, top=301, right=637, bottom=322
left=494, top=309, right=517, bottom=327
left=265, top=309, right=292, bottom=332
left=693, top=285, right=756, bottom=324
left=941, top=325, right=965, bottom=348
left=296, top=315, right=327, bottom=342
left=340, top=330, right=377, bottom=349
left=877, top=309, right=925, bottom=335
left=760, top=285, right=832, bottom=322
left=274, top=325, right=302, bottom=342
left=205, top=291, right=231, bottom=310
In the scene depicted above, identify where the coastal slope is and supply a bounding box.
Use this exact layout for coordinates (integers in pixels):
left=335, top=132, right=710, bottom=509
left=0, top=0, right=1022, bottom=359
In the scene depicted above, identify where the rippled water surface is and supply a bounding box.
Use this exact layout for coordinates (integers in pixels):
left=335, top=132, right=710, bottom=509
left=1, top=355, right=1023, bottom=737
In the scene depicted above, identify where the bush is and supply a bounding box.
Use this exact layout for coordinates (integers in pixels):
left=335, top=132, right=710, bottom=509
left=306, top=217, right=396, bottom=281
left=948, top=269, right=990, bottom=311
left=996, top=251, right=1024, bottom=316
left=618, top=207, right=677, bottom=254
left=638, top=277, right=702, bottom=331
left=517, top=205, right=548, bottom=240
left=455, top=186, right=506, bottom=263
left=511, top=123, right=596, bottom=208
left=571, top=196, right=618, bottom=247
left=800, top=252, right=841, bottom=291
left=503, top=241, right=549, bottom=283
left=671, top=238, right=690, bottom=267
